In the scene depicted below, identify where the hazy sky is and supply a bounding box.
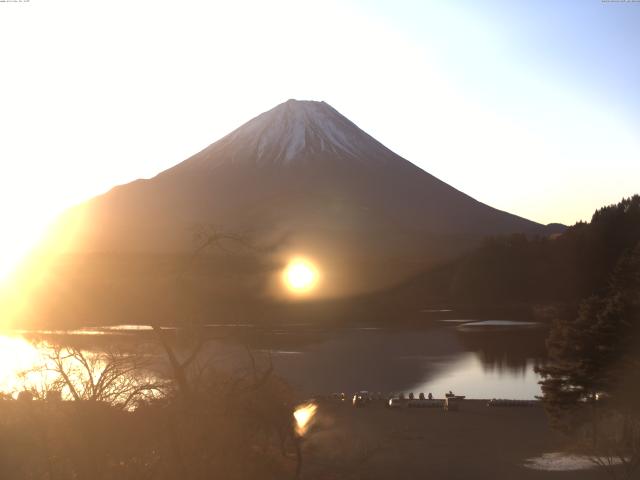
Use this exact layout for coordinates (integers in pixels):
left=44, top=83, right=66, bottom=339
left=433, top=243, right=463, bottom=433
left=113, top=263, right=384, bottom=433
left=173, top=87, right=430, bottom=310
left=1, top=0, right=639, bottom=278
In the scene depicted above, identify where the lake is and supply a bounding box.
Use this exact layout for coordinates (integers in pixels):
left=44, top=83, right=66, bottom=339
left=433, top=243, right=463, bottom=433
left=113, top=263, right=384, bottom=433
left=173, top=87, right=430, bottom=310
left=0, top=315, right=548, bottom=400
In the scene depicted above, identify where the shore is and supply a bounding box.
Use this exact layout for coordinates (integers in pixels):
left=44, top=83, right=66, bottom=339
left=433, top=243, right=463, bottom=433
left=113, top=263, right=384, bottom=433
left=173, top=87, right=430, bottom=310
left=300, top=399, right=604, bottom=480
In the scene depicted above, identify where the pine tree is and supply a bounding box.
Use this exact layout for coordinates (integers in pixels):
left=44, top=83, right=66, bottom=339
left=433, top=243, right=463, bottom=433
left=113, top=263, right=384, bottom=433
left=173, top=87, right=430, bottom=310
left=537, top=243, right=640, bottom=478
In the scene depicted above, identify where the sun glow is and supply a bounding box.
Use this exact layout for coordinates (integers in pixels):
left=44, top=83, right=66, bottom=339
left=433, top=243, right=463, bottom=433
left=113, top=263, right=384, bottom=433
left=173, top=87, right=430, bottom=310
left=0, top=205, right=87, bottom=328
left=282, top=258, right=319, bottom=294
left=0, top=215, right=54, bottom=285
left=0, top=336, right=44, bottom=395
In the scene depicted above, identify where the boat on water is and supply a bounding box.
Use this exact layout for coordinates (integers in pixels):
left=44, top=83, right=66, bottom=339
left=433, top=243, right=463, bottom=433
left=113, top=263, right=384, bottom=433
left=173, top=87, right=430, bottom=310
left=445, top=391, right=466, bottom=400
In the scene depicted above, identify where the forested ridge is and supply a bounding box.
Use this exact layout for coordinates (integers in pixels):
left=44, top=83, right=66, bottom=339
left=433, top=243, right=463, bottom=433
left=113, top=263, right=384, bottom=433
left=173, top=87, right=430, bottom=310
left=391, top=195, right=640, bottom=311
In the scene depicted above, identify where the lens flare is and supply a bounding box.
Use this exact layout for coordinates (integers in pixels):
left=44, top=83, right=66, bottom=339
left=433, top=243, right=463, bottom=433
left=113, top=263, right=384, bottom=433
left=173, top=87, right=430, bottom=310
left=282, top=258, right=319, bottom=294
left=293, top=402, right=317, bottom=436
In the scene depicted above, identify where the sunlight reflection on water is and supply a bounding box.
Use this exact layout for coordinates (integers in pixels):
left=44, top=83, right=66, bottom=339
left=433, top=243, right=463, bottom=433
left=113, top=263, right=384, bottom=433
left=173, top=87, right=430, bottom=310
left=409, top=352, right=542, bottom=400
left=0, top=322, right=546, bottom=400
left=0, top=335, right=50, bottom=395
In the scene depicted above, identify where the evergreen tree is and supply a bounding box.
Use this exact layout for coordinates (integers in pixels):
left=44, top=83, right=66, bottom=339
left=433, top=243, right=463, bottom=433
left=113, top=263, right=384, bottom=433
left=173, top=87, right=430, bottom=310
left=442, top=195, right=640, bottom=306
left=537, top=243, right=640, bottom=478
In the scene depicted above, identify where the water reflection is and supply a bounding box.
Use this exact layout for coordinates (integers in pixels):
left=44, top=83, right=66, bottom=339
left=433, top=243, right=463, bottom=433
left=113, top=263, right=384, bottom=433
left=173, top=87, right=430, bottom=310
left=0, top=336, right=43, bottom=395
left=0, top=320, right=548, bottom=400
left=455, top=324, right=547, bottom=376
left=409, top=353, right=542, bottom=400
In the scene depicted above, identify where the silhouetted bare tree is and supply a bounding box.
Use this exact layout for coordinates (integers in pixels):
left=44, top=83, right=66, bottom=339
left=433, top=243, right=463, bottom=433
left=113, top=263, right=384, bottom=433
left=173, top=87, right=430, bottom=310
left=41, top=344, right=166, bottom=409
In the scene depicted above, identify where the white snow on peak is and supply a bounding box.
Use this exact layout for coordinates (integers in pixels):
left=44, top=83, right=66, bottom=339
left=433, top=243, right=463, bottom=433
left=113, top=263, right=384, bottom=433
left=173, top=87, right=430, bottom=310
left=244, top=100, right=358, bottom=163
left=197, top=99, right=394, bottom=167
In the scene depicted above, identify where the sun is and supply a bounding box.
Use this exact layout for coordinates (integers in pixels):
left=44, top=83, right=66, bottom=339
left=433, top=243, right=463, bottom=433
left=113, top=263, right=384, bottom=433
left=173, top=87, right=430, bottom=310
left=283, top=258, right=319, bottom=294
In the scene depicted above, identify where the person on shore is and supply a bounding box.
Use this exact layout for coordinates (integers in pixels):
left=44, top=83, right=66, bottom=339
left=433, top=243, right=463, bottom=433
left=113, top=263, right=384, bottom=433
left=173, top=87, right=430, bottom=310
left=428, top=392, right=433, bottom=400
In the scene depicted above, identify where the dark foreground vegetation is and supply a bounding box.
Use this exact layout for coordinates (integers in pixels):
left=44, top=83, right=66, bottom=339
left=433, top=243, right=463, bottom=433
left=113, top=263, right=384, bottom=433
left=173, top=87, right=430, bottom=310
left=389, top=196, right=640, bottom=478
left=1, top=196, right=638, bottom=480
left=0, top=330, right=300, bottom=480
left=537, top=238, right=640, bottom=478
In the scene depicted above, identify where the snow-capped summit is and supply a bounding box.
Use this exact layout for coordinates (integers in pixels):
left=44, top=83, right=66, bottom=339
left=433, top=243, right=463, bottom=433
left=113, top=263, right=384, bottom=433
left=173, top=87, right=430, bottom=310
left=176, top=99, right=397, bottom=170
left=16, top=99, right=559, bottom=327
left=81, top=98, right=549, bottom=249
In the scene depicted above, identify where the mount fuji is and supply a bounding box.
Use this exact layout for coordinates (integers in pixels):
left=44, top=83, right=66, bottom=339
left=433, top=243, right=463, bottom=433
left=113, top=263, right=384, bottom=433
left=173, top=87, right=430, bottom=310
left=74, top=100, right=548, bottom=247
left=11, top=100, right=560, bottom=327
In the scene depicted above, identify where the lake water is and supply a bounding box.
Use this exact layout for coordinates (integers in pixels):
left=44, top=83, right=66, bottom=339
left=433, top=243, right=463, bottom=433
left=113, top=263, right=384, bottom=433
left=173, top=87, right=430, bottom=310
left=0, top=318, right=547, bottom=400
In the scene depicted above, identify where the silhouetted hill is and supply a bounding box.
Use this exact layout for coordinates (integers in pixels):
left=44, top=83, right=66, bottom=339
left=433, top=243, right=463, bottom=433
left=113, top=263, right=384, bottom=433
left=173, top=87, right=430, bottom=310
left=381, top=195, right=640, bottom=315
left=3, top=100, right=560, bottom=327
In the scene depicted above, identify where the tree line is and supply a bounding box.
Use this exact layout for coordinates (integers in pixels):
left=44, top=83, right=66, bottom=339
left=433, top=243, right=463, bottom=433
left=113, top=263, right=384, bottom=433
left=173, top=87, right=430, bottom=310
left=392, top=195, right=640, bottom=311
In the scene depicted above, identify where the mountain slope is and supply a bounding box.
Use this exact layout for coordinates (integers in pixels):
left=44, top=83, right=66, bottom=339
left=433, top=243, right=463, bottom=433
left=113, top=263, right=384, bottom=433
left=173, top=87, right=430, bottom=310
left=75, top=100, right=543, bottom=250
left=6, top=100, right=558, bottom=327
